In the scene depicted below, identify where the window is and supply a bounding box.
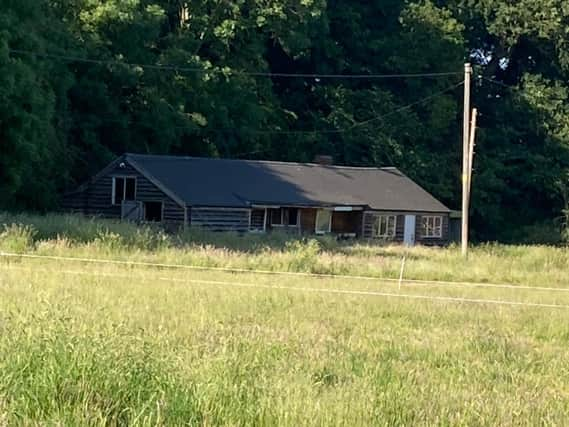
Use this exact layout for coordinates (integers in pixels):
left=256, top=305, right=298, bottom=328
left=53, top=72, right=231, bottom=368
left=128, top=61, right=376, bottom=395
left=112, top=177, right=136, bottom=205
left=143, top=201, right=163, bottom=222
left=269, top=208, right=299, bottom=227
left=315, top=209, right=332, bottom=234
left=422, top=216, right=443, bottom=238
left=270, top=208, right=283, bottom=225
left=285, top=208, right=299, bottom=226
left=250, top=209, right=266, bottom=232
left=373, top=215, right=397, bottom=238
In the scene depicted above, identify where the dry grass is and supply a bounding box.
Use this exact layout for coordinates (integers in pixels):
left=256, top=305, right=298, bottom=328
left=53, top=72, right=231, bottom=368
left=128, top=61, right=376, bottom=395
left=1, top=212, right=568, bottom=286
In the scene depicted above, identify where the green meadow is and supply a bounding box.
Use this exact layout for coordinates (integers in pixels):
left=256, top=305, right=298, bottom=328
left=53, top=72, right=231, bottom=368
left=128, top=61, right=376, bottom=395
left=1, top=213, right=569, bottom=425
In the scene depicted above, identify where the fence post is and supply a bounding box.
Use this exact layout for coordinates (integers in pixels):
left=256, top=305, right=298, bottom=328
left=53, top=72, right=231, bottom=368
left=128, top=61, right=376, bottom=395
left=398, top=255, right=406, bottom=291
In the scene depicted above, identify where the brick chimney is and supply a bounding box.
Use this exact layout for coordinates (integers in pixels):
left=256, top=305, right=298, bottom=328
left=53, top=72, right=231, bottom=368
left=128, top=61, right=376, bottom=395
left=313, top=155, right=333, bottom=165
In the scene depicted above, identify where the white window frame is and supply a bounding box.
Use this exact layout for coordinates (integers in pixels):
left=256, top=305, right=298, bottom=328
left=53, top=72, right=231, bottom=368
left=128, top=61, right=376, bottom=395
left=315, top=209, right=332, bottom=234
left=422, top=215, right=443, bottom=238
left=249, top=208, right=268, bottom=233
left=374, top=215, right=397, bottom=239
left=270, top=208, right=283, bottom=226
left=112, top=176, right=137, bottom=205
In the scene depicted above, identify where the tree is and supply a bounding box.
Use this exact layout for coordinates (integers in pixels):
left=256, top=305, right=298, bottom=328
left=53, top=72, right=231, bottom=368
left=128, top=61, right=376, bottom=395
left=1, top=0, right=568, bottom=242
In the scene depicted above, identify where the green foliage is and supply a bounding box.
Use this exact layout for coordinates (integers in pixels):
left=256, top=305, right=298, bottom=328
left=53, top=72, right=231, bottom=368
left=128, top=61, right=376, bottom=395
left=284, top=238, right=322, bottom=271
left=562, top=209, right=569, bottom=244
left=1, top=311, right=203, bottom=424
left=512, top=222, right=564, bottom=246
left=2, top=223, right=569, bottom=424
left=93, top=227, right=173, bottom=252
left=1, top=0, right=569, bottom=240
left=0, top=0, right=71, bottom=210
left=2, top=212, right=568, bottom=284
left=0, top=223, right=36, bottom=253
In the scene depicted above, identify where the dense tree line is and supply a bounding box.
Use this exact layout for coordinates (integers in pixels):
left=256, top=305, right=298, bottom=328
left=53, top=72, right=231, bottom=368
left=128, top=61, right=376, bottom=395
left=1, top=0, right=568, bottom=241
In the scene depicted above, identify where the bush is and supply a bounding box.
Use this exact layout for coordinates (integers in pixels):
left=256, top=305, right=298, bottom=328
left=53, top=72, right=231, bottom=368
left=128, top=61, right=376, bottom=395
left=126, top=226, right=173, bottom=251
left=0, top=224, right=37, bottom=253
left=512, top=222, right=563, bottom=246
left=177, top=227, right=303, bottom=253
left=93, top=230, right=126, bottom=252
left=561, top=209, right=569, bottom=245
left=285, top=239, right=322, bottom=272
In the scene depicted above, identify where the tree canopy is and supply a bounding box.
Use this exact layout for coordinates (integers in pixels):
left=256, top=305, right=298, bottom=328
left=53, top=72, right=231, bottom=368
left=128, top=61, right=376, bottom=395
left=1, top=0, right=568, bottom=241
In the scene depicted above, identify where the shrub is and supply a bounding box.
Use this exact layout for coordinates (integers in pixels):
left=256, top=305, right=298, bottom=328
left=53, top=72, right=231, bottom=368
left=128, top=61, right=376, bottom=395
left=512, top=222, right=563, bottom=246
left=0, top=224, right=37, bottom=253
left=127, top=226, right=173, bottom=251
left=561, top=208, right=569, bottom=245
left=285, top=239, right=322, bottom=272
left=93, top=230, right=125, bottom=252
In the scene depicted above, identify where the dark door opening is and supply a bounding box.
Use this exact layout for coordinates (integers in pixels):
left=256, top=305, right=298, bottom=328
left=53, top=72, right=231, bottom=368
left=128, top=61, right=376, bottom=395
left=144, top=202, right=163, bottom=222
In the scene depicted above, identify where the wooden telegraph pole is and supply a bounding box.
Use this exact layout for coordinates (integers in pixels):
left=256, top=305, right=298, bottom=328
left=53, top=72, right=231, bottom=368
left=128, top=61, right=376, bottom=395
left=467, top=108, right=478, bottom=200
left=461, top=63, right=472, bottom=257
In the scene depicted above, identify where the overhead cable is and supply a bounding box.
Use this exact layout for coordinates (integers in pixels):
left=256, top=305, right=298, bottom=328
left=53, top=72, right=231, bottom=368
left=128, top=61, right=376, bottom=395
left=9, top=48, right=462, bottom=80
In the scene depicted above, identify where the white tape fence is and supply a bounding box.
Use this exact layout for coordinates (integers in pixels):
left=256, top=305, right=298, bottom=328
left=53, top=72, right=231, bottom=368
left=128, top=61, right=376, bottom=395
left=2, top=253, right=569, bottom=310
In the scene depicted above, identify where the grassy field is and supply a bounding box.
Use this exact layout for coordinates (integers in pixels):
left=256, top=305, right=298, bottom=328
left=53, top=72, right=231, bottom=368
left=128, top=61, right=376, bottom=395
left=1, top=214, right=569, bottom=425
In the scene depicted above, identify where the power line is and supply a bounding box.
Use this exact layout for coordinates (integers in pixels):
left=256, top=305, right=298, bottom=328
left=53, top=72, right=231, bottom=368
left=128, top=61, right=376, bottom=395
left=9, top=48, right=462, bottom=80
left=58, top=80, right=464, bottom=136
left=328, top=80, right=464, bottom=134
left=480, top=76, right=519, bottom=91
left=7, top=48, right=463, bottom=135
left=176, top=79, right=462, bottom=135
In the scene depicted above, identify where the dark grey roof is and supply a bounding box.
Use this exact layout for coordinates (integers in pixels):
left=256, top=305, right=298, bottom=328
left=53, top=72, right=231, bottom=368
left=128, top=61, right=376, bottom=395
left=126, top=153, right=449, bottom=212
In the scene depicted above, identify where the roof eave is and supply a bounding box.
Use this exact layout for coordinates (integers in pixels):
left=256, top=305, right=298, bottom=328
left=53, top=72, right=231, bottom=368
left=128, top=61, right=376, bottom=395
left=125, top=154, right=187, bottom=208
left=66, top=154, right=128, bottom=194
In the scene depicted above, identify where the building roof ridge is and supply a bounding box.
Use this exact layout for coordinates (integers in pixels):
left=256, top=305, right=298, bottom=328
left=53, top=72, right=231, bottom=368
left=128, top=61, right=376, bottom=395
left=125, top=153, right=398, bottom=171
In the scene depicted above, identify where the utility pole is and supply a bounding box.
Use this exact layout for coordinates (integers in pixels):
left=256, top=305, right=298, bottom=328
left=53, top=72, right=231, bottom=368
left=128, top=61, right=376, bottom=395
left=467, top=108, right=478, bottom=200
left=462, top=63, right=472, bottom=257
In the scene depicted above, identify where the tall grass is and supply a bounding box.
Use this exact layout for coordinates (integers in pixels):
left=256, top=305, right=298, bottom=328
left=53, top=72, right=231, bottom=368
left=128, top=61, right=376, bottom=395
left=1, top=262, right=569, bottom=425
left=2, top=213, right=569, bottom=424
left=1, top=212, right=569, bottom=285
left=0, top=223, right=36, bottom=253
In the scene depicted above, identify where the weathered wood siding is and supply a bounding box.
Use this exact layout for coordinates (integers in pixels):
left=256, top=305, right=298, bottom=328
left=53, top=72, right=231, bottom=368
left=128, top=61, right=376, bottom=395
left=415, top=214, right=450, bottom=245
left=298, top=209, right=364, bottom=236
left=362, top=211, right=449, bottom=244
left=331, top=211, right=362, bottom=235
left=362, top=212, right=405, bottom=242
left=190, top=208, right=250, bottom=232
left=62, top=158, right=449, bottom=243
left=250, top=209, right=265, bottom=231
left=264, top=208, right=301, bottom=234
left=300, top=208, right=317, bottom=234
left=61, top=162, right=185, bottom=224
left=61, top=189, right=88, bottom=213
left=449, top=217, right=461, bottom=243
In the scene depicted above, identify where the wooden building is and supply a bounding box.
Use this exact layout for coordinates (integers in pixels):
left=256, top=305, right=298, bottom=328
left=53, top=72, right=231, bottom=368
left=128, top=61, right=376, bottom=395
left=62, top=153, right=451, bottom=245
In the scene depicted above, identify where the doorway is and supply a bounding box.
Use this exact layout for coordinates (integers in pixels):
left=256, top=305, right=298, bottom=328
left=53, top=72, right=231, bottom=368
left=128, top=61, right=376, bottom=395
left=144, top=201, right=163, bottom=222
left=404, top=215, right=416, bottom=246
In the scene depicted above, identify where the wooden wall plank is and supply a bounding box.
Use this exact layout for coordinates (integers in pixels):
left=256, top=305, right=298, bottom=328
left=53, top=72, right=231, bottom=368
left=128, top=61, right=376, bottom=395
left=331, top=211, right=362, bottom=235
left=250, top=209, right=265, bottom=231
left=190, top=208, right=250, bottom=232
left=300, top=208, right=317, bottom=234
left=61, top=162, right=185, bottom=225
left=362, top=211, right=449, bottom=244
